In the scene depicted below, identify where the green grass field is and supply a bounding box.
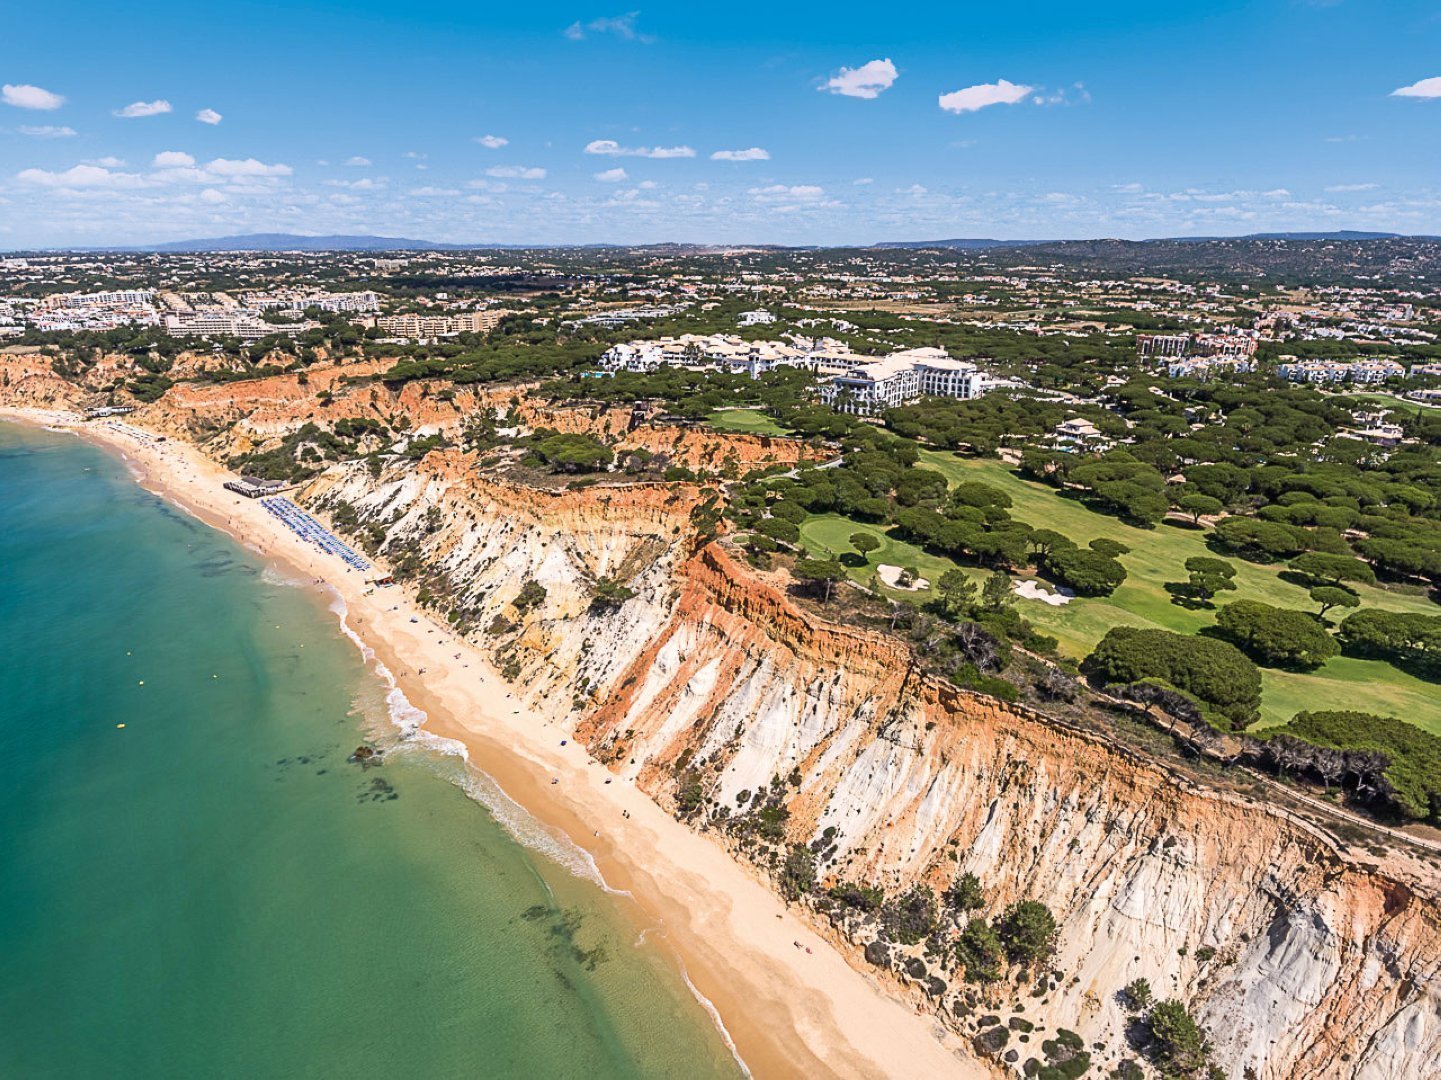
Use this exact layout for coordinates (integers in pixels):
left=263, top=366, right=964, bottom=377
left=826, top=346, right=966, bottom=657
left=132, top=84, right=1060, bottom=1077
left=800, top=513, right=967, bottom=593
left=708, top=408, right=792, bottom=436
left=1333, top=391, right=1438, bottom=414
left=801, top=450, right=1441, bottom=732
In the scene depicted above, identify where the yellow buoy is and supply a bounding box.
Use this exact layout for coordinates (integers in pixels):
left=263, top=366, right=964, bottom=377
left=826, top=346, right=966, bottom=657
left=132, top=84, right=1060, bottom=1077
left=116, top=723, right=126, bottom=729
left=138, top=680, right=144, bottom=686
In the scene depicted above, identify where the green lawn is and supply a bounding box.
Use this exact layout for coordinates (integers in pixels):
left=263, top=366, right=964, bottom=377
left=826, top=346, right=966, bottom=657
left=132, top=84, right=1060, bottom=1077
left=810, top=449, right=1441, bottom=732
left=1334, top=391, right=1438, bottom=414
left=800, top=513, right=970, bottom=595
left=709, top=408, right=792, bottom=436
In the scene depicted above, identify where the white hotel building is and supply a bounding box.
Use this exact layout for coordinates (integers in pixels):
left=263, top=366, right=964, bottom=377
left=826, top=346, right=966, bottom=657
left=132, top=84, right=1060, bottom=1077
left=163, top=310, right=311, bottom=341
left=821, top=349, right=993, bottom=415
left=600, top=334, right=996, bottom=414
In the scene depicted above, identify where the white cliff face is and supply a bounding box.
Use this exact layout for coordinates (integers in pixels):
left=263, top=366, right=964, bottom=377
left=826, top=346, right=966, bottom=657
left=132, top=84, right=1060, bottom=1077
left=306, top=453, right=690, bottom=710
left=305, top=455, right=1441, bottom=1080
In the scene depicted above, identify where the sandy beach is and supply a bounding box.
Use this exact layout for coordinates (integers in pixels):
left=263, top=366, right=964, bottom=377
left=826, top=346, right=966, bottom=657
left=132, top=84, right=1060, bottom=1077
left=3, top=407, right=980, bottom=1080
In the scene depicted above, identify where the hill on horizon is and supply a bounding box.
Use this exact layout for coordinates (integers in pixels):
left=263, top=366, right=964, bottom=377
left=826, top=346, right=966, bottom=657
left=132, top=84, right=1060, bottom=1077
left=141, top=233, right=476, bottom=252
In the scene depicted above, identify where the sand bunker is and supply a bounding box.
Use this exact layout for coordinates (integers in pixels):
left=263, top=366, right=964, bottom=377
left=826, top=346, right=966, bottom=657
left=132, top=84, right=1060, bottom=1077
left=877, top=564, right=929, bottom=591
left=1013, top=579, right=1074, bottom=606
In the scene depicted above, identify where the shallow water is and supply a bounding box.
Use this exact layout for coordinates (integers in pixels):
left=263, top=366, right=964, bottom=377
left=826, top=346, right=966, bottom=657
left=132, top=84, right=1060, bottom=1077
left=0, top=423, right=740, bottom=1079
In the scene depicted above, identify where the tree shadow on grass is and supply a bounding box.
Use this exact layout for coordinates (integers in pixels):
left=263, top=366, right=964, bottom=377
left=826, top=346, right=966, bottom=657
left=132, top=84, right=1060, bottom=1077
left=1163, top=582, right=1214, bottom=610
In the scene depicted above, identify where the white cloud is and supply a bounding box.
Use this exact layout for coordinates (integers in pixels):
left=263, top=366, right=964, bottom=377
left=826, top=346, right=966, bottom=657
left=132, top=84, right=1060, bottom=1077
left=1032, top=83, right=1091, bottom=108
left=1392, top=77, right=1441, bottom=99
left=1325, top=182, right=1379, bottom=193
left=564, top=12, right=651, bottom=42
left=16, top=164, right=142, bottom=188
left=408, top=186, right=461, bottom=197
left=205, top=157, right=291, bottom=177
left=324, top=176, right=387, bottom=190
left=853, top=177, right=874, bottom=185
left=487, top=165, right=547, bottom=179
left=939, top=80, right=1034, bottom=114
left=711, top=147, right=769, bottom=162
left=344, top=156, right=371, bottom=167
left=1113, top=182, right=1145, bottom=193
left=90, top=156, right=125, bottom=167
left=594, top=167, right=628, bottom=182
left=820, top=59, right=897, bottom=99
left=199, top=188, right=227, bottom=204
left=3, top=84, right=65, bottom=110
left=195, top=108, right=222, bottom=125
left=152, top=150, right=196, bottom=168
left=328, top=175, right=389, bottom=190
left=584, top=139, right=695, bottom=158
left=19, top=125, right=76, bottom=138
left=749, top=184, right=826, bottom=202
left=114, top=99, right=172, bottom=118
left=900, top=184, right=928, bottom=196
left=474, top=134, right=508, bottom=149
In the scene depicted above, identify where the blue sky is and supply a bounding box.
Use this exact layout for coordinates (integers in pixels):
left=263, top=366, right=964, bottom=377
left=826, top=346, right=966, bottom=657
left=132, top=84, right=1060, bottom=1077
left=4, top=0, right=1441, bottom=246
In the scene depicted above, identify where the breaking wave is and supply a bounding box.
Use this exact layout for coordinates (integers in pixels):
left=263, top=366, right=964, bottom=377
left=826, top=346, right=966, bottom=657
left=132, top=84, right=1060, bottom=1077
left=325, top=588, right=624, bottom=895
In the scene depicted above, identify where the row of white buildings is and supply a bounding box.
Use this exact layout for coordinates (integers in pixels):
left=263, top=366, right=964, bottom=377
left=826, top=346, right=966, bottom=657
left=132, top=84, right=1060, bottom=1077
left=1275, top=358, right=1407, bottom=385
left=599, top=333, right=1000, bottom=414
left=243, top=290, right=381, bottom=314
left=1161, top=356, right=1257, bottom=379
left=1138, top=330, right=1260, bottom=360
left=163, top=310, right=313, bottom=340
left=7, top=288, right=382, bottom=339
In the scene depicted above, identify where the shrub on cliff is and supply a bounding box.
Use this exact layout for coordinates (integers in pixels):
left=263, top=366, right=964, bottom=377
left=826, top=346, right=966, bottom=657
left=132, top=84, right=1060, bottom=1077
left=946, top=872, right=985, bottom=912
left=1083, top=626, right=1261, bottom=728
left=674, top=771, right=707, bottom=818
left=1144, top=999, right=1215, bottom=1079
left=956, top=918, right=1003, bottom=982
left=779, top=845, right=817, bottom=900
left=829, top=881, right=884, bottom=912
left=512, top=580, right=547, bottom=613
left=588, top=577, right=636, bottom=610
left=880, top=886, right=938, bottom=946
left=997, top=900, right=1057, bottom=966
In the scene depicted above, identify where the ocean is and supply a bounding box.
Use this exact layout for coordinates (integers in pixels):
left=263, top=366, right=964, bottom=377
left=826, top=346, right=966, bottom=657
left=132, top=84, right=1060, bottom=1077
left=0, top=422, right=742, bottom=1079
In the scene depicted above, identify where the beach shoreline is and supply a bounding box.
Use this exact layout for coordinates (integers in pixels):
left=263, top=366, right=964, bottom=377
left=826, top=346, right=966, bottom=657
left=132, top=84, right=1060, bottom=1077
left=1, top=407, right=979, bottom=1080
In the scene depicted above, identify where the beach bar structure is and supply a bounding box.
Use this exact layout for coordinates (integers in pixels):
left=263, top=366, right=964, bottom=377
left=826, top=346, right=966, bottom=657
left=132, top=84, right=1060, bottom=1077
left=224, top=476, right=287, bottom=499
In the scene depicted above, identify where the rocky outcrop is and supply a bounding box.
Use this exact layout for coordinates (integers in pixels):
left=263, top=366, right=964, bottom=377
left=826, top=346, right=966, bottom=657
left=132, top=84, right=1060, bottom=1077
left=298, top=453, right=1441, bottom=1080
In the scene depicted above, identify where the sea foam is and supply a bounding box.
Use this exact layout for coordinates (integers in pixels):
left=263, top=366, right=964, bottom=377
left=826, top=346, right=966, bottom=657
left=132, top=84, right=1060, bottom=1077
left=324, top=589, right=624, bottom=894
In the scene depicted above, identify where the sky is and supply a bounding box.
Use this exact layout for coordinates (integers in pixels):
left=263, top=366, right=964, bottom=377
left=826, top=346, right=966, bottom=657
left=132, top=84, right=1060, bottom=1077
left=4, top=0, right=1441, bottom=247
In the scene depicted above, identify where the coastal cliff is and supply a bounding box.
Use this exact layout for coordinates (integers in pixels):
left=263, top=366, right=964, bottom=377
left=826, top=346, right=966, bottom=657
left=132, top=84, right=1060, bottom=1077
left=4, top=350, right=1436, bottom=1079
left=303, top=449, right=1441, bottom=1080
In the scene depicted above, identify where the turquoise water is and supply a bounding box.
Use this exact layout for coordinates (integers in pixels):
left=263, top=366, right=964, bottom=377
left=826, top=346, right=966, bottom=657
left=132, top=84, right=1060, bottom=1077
left=0, top=423, right=740, bottom=1080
